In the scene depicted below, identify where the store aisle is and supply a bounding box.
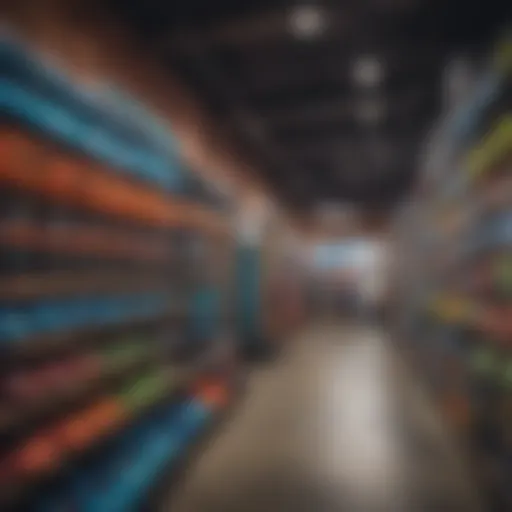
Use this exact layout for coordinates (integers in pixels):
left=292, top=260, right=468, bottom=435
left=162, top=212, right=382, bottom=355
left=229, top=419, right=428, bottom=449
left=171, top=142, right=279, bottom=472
left=160, top=324, right=480, bottom=512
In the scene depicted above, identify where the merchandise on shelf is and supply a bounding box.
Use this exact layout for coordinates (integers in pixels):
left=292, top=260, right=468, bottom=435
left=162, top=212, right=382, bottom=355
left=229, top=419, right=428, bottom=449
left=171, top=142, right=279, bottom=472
left=392, top=30, right=511, bottom=508
left=0, top=31, right=237, bottom=511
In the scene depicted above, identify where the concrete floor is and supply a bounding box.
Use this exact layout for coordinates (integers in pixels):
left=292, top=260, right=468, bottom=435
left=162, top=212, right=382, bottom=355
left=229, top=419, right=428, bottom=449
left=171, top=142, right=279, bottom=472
left=160, top=324, right=480, bottom=512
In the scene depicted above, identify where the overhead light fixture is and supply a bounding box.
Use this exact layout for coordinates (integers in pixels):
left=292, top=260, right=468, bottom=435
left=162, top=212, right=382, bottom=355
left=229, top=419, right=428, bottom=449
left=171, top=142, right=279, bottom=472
left=288, top=5, right=326, bottom=40
left=352, top=56, right=384, bottom=88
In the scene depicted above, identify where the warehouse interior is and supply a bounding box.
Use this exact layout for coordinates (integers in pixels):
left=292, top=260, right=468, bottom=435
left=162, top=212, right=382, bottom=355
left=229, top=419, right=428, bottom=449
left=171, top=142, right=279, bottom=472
left=0, top=1, right=511, bottom=511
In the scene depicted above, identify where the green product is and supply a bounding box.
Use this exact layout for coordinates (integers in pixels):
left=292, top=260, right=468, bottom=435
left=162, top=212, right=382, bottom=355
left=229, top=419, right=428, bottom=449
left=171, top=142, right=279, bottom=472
left=501, top=360, right=512, bottom=388
left=468, top=115, right=512, bottom=178
left=119, top=372, right=169, bottom=411
left=469, top=347, right=496, bottom=376
left=102, top=341, right=148, bottom=370
left=495, top=257, right=512, bottom=295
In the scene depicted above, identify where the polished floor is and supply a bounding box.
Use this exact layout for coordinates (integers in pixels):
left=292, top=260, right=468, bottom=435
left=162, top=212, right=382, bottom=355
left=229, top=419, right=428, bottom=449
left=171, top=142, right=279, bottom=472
left=160, top=324, right=480, bottom=512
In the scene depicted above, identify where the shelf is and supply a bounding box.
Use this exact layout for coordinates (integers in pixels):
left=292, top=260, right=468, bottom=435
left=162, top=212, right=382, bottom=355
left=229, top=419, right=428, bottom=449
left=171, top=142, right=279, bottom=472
left=0, top=354, right=158, bottom=437
left=473, top=307, right=512, bottom=343
left=0, top=136, right=229, bottom=232
left=432, top=296, right=512, bottom=343
left=0, top=31, right=236, bottom=512
left=0, top=375, right=191, bottom=509
left=144, top=385, right=241, bottom=510
left=1, top=307, right=187, bottom=365
left=394, top=37, right=512, bottom=510
left=0, top=220, right=170, bottom=263
left=475, top=170, right=512, bottom=213
left=2, top=37, right=183, bottom=191
left=0, top=271, right=168, bottom=301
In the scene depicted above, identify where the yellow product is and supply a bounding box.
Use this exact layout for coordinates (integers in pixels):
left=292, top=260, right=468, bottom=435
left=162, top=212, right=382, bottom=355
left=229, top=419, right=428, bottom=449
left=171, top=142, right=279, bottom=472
left=467, top=115, right=512, bottom=179
left=431, top=294, right=477, bottom=323
left=493, top=33, right=512, bottom=74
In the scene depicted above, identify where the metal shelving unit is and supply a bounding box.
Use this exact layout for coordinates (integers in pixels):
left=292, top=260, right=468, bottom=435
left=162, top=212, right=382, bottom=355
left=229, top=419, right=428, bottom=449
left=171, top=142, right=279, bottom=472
left=0, top=33, right=239, bottom=511
left=391, top=32, right=512, bottom=510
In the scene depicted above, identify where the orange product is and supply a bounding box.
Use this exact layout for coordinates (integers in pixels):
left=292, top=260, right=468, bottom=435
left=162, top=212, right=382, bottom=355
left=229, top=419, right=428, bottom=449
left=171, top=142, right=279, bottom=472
left=42, top=156, right=83, bottom=200
left=0, top=128, right=221, bottom=232
left=0, top=129, right=42, bottom=188
left=81, top=169, right=159, bottom=224
left=0, top=128, right=26, bottom=163
left=59, top=398, right=126, bottom=451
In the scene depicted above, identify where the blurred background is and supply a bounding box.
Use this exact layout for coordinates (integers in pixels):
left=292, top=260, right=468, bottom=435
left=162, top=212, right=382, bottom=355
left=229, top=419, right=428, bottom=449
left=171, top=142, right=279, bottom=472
left=0, top=1, right=511, bottom=511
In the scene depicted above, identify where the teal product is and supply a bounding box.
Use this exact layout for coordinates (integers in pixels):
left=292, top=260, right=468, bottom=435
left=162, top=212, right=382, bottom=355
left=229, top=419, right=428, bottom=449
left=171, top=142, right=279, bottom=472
left=56, top=401, right=208, bottom=512
left=0, top=37, right=185, bottom=191
left=0, top=293, right=170, bottom=345
left=235, top=244, right=263, bottom=349
left=190, top=287, right=220, bottom=343
left=0, top=307, right=31, bottom=344
left=30, top=401, right=213, bottom=511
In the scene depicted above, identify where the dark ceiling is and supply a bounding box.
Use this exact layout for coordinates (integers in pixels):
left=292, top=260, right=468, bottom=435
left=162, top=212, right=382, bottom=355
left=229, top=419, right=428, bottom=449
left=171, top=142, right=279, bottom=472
left=110, top=0, right=510, bottom=212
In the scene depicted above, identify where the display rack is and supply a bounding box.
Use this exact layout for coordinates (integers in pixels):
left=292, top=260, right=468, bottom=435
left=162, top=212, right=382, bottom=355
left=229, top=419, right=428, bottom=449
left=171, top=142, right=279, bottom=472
left=392, top=32, right=512, bottom=510
left=235, top=226, right=305, bottom=359
left=0, top=34, right=238, bottom=511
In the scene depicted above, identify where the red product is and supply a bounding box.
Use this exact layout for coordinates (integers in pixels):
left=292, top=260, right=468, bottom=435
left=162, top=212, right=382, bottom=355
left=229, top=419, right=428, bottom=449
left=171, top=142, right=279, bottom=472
left=196, top=381, right=230, bottom=409
left=47, top=356, right=101, bottom=389
left=15, top=430, right=60, bottom=475
left=3, top=370, right=48, bottom=402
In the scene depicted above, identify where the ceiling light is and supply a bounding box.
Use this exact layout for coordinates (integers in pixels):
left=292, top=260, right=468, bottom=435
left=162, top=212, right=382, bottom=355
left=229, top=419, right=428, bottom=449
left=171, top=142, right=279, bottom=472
left=288, top=6, right=326, bottom=40
left=352, top=56, right=384, bottom=88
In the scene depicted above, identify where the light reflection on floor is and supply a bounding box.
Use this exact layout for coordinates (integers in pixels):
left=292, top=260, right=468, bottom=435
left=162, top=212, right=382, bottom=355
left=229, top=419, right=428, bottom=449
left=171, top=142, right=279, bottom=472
left=316, top=330, right=407, bottom=510
left=161, top=324, right=480, bottom=512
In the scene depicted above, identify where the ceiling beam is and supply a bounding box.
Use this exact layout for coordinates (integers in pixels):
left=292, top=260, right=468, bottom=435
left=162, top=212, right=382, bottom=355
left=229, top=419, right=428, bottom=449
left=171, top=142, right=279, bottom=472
left=258, top=86, right=436, bottom=128
left=167, top=6, right=355, bottom=49
left=164, top=32, right=308, bottom=205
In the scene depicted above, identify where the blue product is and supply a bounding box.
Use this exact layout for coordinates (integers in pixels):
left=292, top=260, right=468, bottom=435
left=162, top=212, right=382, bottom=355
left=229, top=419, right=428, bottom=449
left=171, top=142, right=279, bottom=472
left=0, top=307, right=32, bottom=343
left=180, top=400, right=210, bottom=441
left=32, top=301, right=63, bottom=332
left=71, top=422, right=147, bottom=511
left=71, top=455, right=127, bottom=512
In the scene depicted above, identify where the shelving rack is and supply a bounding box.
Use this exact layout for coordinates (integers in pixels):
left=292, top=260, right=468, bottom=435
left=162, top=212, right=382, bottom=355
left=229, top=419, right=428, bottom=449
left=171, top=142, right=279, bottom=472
left=0, top=33, right=238, bottom=511
left=235, top=228, right=305, bottom=359
left=392, top=32, right=512, bottom=510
